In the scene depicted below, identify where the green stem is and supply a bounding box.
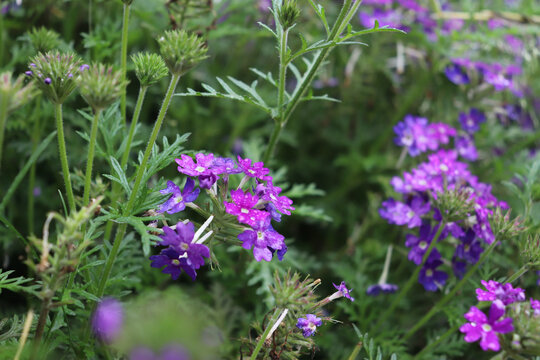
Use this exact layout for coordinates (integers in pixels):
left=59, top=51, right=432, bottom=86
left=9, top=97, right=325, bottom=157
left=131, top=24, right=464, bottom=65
left=414, top=323, right=460, bottom=359
left=31, top=297, right=51, bottom=360
left=82, top=109, right=102, bottom=207
left=94, top=74, right=180, bottom=299
left=120, top=2, right=131, bottom=126
left=250, top=308, right=282, bottom=360
left=262, top=0, right=359, bottom=161
left=0, top=94, right=8, bottom=172
left=505, top=264, right=529, bottom=283
left=121, top=86, right=147, bottom=169
left=277, top=28, right=289, bottom=122
left=55, top=104, right=76, bottom=213
left=403, top=239, right=499, bottom=340
left=374, top=221, right=446, bottom=331
left=27, top=98, right=43, bottom=234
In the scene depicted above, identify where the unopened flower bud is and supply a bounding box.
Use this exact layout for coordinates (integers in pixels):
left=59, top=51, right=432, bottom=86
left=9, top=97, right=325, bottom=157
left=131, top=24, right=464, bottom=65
left=26, top=27, right=61, bottom=53
left=131, top=52, right=168, bottom=87
left=433, top=187, right=476, bottom=222
left=77, top=63, right=127, bottom=112
left=278, top=0, right=300, bottom=29
left=157, top=30, right=208, bottom=76
left=0, top=72, right=37, bottom=114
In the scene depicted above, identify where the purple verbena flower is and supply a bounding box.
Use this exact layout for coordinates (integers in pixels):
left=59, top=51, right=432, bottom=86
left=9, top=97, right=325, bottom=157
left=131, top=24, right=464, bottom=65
left=149, top=222, right=210, bottom=281
left=531, top=298, right=540, bottom=317
left=445, top=63, right=470, bottom=85
left=176, top=153, right=215, bottom=177
left=238, top=216, right=285, bottom=261
left=158, top=179, right=200, bottom=214
left=366, top=283, right=398, bottom=296
left=418, top=250, right=448, bottom=291
left=225, top=189, right=268, bottom=227
left=237, top=156, right=270, bottom=180
left=476, top=280, right=526, bottom=305
left=455, top=229, right=483, bottom=264
left=459, top=108, right=486, bottom=134
left=459, top=300, right=514, bottom=351
left=405, top=221, right=439, bottom=265
left=296, top=314, right=322, bottom=338
left=257, top=181, right=294, bottom=215
left=332, top=281, right=355, bottom=301
left=92, top=298, right=124, bottom=343
left=456, top=135, right=478, bottom=161
left=379, top=197, right=430, bottom=228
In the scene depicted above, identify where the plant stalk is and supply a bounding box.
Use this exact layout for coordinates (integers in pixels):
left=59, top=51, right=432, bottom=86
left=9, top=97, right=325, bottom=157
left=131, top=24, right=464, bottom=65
left=0, top=94, right=8, bottom=172
left=374, top=221, right=446, bottom=331
left=121, top=85, right=147, bottom=169
left=403, top=239, right=499, bottom=339
left=120, top=2, right=131, bottom=126
left=82, top=109, right=102, bottom=208
left=94, top=74, right=180, bottom=299
left=55, top=103, right=76, bottom=213
left=250, top=308, right=282, bottom=360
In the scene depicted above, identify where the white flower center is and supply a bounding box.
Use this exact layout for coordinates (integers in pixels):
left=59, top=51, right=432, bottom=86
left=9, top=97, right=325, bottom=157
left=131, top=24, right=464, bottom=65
left=419, top=241, right=427, bottom=250
left=440, top=164, right=449, bottom=172
left=172, top=259, right=180, bottom=266
left=175, top=195, right=183, bottom=203
left=426, top=269, right=433, bottom=277
left=241, top=208, right=250, bottom=214
left=482, top=324, right=492, bottom=332
left=195, top=166, right=206, bottom=173
left=257, top=231, right=264, bottom=240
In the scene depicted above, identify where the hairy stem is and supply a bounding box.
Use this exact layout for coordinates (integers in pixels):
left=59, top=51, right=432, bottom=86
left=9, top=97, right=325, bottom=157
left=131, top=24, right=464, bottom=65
left=31, top=297, right=51, bottom=360
left=120, top=2, right=131, bottom=126
left=403, top=239, right=499, bottom=340
left=27, top=99, right=43, bottom=234
left=82, top=109, right=102, bottom=207
left=55, top=104, right=76, bottom=213
left=250, top=308, right=282, bottom=360
left=121, top=86, right=147, bottom=169
left=95, top=74, right=180, bottom=299
left=0, top=94, right=8, bottom=171
left=374, top=221, right=446, bottom=331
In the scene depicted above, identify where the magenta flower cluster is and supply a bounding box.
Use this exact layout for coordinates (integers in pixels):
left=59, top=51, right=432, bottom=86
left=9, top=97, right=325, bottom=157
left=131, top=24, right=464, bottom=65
left=157, top=153, right=294, bottom=268
left=460, top=279, right=539, bottom=352
left=381, top=116, right=508, bottom=291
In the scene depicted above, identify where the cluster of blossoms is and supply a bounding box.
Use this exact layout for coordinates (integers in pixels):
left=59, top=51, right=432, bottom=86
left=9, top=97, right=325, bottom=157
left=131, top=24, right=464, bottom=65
left=460, top=280, right=539, bottom=352
left=151, top=153, right=294, bottom=280
left=382, top=115, right=508, bottom=291
left=359, top=0, right=465, bottom=40
left=296, top=282, right=354, bottom=338
left=445, top=58, right=523, bottom=96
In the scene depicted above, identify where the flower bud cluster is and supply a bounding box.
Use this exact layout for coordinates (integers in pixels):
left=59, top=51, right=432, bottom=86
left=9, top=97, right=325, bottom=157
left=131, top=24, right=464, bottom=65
left=26, top=51, right=86, bottom=104
left=77, top=63, right=127, bottom=111
left=157, top=30, right=208, bottom=75
left=26, top=26, right=61, bottom=53
left=131, top=52, right=168, bottom=87
left=0, top=71, right=37, bottom=114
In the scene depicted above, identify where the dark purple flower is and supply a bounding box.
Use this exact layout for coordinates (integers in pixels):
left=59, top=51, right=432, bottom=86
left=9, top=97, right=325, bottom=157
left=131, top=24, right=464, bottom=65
left=149, top=222, right=210, bottom=281
left=405, top=221, right=440, bottom=265
left=44, top=77, right=52, bottom=85
left=455, top=229, right=483, bottom=264
left=158, top=179, right=200, bottom=214
left=257, top=181, right=294, bottom=215
left=418, top=251, right=448, bottom=291
left=92, top=298, right=124, bottom=343
left=25, top=70, right=33, bottom=76
left=444, top=64, right=469, bottom=85
left=238, top=216, right=285, bottom=261
left=531, top=298, right=540, bottom=317
left=456, top=135, right=478, bottom=161
left=211, top=156, right=242, bottom=175
left=379, top=197, right=430, bottom=228
left=332, top=281, right=355, bottom=301
left=225, top=189, right=268, bottom=227
left=459, top=300, right=514, bottom=351
left=452, top=257, right=467, bottom=279
left=484, top=71, right=512, bottom=91
left=459, top=108, right=486, bottom=134
left=237, top=156, right=270, bottom=180
left=296, top=314, right=322, bottom=338
left=33, top=186, right=41, bottom=197
left=80, top=64, right=90, bottom=71
left=366, top=283, right=398, bottom=296
left=476, top=280, right=525, bottom=305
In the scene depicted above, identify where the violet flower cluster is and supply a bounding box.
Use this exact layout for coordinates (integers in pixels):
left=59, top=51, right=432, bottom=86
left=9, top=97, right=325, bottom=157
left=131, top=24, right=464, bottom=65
left=460, top=280, right=540, bottom=352
left=152, top=153, right=294, bottom=280
left=382, top=116, right=508, bottom=291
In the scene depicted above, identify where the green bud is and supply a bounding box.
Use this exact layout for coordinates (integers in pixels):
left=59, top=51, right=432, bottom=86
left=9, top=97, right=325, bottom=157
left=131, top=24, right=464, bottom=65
left=520, top=234, right=540, bottom=265
left=432, top=187, right=476, bottom=223
left=500, top=301, right=540, bottom=358
left=77, top=63, right=127, bottom=112
left=131, top=52, right=168, bottom=87
left=489, top=208, right=525, bottom=242
left=278, top=0, right=300, bottom=29
left=157, top=30, right=208, bottom=76
left=26, top=27, right=61, bottom=53
left=0, top=72, right=37, bottom=114
left=27, top=51, right=83, bottom=105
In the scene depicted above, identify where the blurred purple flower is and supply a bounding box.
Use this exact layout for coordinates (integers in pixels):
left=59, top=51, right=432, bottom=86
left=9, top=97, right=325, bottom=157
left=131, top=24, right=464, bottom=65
left=296, top=314, right=322, bottom=338
left=92, top=298, right=124, bottom=343
left=476, top=280, right=525, bottom=305
left=445, top=63, right=470, bottom=85
left=418, top=250, right=448, bottom=291
left=459, top=108, right=486, bottom=134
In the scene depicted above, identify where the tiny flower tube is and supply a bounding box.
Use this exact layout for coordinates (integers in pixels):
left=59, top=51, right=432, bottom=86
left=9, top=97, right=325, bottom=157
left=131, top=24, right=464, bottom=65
left=367, top=245, right=399, bottom=296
